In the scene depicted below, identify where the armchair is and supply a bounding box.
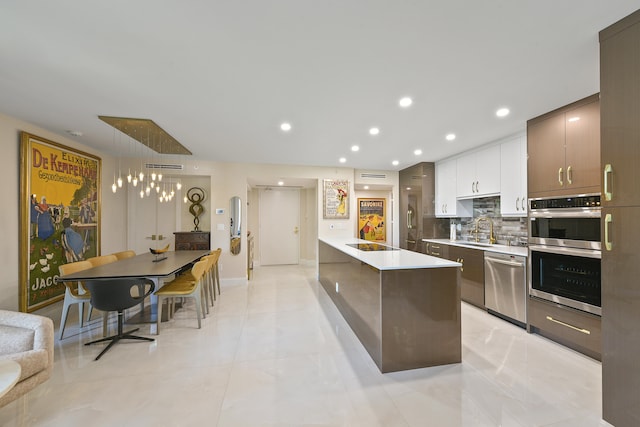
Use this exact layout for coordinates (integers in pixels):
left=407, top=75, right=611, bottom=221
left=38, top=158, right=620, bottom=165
left=0, top=310, right=54, bottom=408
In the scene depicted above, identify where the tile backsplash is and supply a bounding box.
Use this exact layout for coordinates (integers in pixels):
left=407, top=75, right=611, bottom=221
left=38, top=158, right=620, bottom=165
left=451, top=196, right=528, bottom=246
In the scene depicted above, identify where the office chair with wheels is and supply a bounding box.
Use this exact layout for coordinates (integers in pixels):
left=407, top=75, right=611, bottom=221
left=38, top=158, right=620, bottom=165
left=83, top=278, right=155, bottom=361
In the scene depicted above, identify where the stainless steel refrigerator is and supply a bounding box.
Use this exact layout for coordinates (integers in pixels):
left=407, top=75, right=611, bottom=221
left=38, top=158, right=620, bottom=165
left=399, top=162, right=448, bottom=252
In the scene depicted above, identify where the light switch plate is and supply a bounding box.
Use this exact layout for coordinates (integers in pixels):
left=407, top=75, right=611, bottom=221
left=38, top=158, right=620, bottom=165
left=216, top=208, right=224, bottom=215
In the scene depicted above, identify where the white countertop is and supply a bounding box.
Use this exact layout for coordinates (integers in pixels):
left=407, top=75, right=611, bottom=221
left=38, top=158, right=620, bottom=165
left=422, top=238, right=528, bottom=257
left=319, top=237, right=461, bottom=270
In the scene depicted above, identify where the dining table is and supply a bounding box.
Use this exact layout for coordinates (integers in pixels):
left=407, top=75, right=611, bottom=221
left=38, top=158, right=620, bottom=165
left=56, top=250, right=210, bottom=333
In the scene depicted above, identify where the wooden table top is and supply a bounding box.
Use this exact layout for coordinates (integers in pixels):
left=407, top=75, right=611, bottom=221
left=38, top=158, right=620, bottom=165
left=57, top=250, right=210, bottom=281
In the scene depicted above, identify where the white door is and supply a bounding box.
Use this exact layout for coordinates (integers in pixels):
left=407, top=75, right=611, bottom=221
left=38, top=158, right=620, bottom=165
left=127, top=186, right=178, bottom=254
left=259, top=188, right=300, bottom=265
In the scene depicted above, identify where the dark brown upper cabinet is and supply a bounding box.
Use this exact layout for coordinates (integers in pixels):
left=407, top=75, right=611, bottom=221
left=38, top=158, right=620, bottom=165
left=527, top=94, right=601, bottom=198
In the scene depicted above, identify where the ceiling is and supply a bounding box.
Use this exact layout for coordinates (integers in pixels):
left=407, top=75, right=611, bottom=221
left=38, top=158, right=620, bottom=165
left=1, top=2, right=638, bottom=173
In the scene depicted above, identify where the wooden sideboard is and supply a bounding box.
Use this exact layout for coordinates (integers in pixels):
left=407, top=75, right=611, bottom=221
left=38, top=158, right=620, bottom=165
left=174, top=231, right=210, bottom=251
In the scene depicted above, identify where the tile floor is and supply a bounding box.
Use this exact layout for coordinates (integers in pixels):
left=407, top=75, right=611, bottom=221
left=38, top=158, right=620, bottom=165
left=0, top=264, right=610, bottom=426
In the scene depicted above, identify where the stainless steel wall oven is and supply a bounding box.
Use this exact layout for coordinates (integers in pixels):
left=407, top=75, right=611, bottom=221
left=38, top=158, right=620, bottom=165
left=528, top=194, right=601, bottom=315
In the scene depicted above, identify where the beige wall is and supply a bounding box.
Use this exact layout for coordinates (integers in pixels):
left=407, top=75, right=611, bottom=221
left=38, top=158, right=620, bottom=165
left=0, top=112, right=400, bottom=311
left=0, top=113, right=127, bottom=311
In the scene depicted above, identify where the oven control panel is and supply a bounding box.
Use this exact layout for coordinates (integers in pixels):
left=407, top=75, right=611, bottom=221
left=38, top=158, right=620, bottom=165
left=530, top=195, right=601, bottom=210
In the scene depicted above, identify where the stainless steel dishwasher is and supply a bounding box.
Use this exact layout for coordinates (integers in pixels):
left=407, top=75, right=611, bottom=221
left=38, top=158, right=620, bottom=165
left=484, top=252, right=527, bottom=326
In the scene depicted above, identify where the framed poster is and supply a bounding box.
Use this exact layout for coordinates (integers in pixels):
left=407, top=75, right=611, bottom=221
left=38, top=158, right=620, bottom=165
left=357, top=198, right=386, bottom=242
left=19, top=132, right=101, bottom=312
left=323, top=179, right=349, bottom=219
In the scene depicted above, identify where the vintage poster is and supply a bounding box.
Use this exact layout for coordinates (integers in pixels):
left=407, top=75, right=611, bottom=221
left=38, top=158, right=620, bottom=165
left=19, top=132, right=101, bottom=312
left=357, top=198, right=386, bottom=242
left=323, top=179, right=349, bottom=219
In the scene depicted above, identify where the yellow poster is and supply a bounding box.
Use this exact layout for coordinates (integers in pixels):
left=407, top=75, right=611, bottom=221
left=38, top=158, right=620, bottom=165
left=358, top=198, right=385, bottom=242
left=20, top=132, right=101, bottom=312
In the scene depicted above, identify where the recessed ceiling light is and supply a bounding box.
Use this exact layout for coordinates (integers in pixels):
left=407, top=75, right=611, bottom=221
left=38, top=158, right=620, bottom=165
left=339, top=157, right=347, bottom=163
left=399, top=97, right=413, bottom=108
left=414, top=149, right=422, bottom=156
left=392, top=160, right=399, bottom=166
left=278, top=181, right=284, bottom=186
left=364, top=185, right=369, bottom=190
left=351, top=145, right=360, bottom=152
left=66, top=130, right=83, bottom=137
left=280, top=122, right=292, bottom=132
left=446, top=133, right=456, bottom=141
left=496, top=108, right=510, bottom=118
left=568, top=116, right=580, bottom=122
left=406, top=187, right=411, bottom=191
left=369, top=127, right=380, bottom=136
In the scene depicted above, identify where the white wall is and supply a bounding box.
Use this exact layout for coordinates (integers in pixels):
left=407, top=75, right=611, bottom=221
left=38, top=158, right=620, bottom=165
left=0, top=113, right=127, bottom=311
left=0, top=112, right=401, bottom=311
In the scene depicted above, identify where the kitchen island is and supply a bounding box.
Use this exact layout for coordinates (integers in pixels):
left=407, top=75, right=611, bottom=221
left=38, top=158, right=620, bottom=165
left=318, top=237, right=461, bottom=373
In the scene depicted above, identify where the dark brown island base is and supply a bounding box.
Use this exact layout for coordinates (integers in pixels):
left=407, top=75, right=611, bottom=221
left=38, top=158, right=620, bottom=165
left=319, top=238, right=461, bottom=373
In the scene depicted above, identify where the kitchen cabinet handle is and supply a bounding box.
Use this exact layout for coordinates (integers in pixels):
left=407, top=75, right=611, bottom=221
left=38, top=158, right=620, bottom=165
left=516, top=197, right=520, bottom=211
left=521, top=197, right=526, bottom=211
left=476, top=181, right=479, bottom=193
left=406, top=239, right=416, bottom=245
left=604, top=163, right=613, bottom=201
left=567, top=166, right=573, bottom=184
left=558, top=167, right=564, bottom=186
left=605, top=213, right=613, bottom=251
left=457, top=257, right=464, bottom=272
left=545, top=316, right=591, bottom=335
left=431, top=251, right=440, bottom=256
left=471, top=182, right=475, bottom=193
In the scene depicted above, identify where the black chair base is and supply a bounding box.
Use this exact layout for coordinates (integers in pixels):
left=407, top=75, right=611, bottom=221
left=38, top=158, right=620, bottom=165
left=85, top=311, right=154, bottom=360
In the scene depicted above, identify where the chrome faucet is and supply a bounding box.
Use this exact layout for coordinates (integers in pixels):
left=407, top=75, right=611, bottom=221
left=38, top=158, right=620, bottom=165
left=474, top=216, right=496, bottom=244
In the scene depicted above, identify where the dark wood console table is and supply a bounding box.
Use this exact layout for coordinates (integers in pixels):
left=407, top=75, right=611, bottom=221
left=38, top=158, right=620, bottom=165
left=174, top=231, right=210, bottom=250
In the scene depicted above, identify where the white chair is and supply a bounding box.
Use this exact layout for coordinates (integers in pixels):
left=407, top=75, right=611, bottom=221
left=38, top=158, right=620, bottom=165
left=58, top=260, right=94, bottom=340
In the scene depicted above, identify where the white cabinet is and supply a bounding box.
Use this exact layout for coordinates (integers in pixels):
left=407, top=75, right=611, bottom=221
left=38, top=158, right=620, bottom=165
left=500, top=135, right=527, bottom=216
left=435, top=159, right=472, bottom=218
left=456, top=145, right=501, bottom=198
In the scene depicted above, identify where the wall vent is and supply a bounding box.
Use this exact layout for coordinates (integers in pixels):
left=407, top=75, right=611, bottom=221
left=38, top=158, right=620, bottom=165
left=144, top=163, right=184, bottom=170
left=254, top=185, right=303, bottom=189
left=359, top=172, right=387, bottom=179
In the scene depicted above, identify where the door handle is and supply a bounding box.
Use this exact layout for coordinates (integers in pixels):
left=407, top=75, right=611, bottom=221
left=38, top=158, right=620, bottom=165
left=605, top=213, right=612, bottom=251
left=567, top=166, right=573, bottom=185
left=604, top=164, right=613, bottom=201
left=546, top=316, right=591, bottom=335
left=558, top=167, right=564, bottom=186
